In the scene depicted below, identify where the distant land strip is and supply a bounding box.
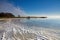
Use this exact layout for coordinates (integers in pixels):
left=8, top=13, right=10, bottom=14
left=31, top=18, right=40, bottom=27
left=0, top=16, right=47, bottom=18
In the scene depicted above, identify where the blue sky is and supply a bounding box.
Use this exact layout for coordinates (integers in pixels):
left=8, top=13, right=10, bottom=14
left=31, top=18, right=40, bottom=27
left=0, top=0, right=60, bottom=16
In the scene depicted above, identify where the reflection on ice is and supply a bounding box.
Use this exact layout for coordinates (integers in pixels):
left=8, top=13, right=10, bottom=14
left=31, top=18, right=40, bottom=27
left=0, top=19, right=60, bottom=40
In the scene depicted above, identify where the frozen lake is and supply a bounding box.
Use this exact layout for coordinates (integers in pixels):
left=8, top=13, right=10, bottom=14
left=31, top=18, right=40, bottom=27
left=0, top=18, right=60, bottom=40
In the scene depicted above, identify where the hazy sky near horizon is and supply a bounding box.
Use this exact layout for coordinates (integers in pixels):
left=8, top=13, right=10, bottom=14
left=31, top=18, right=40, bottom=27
left=0, top=0, right=60, bottom=16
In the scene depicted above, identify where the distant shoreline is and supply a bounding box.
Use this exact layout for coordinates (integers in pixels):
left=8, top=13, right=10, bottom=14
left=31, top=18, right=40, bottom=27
left=0, top=16, right=47, bottom=18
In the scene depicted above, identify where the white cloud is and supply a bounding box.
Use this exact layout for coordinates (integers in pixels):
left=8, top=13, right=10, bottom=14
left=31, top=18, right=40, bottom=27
left=0, top=2, right=26, bottom=16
